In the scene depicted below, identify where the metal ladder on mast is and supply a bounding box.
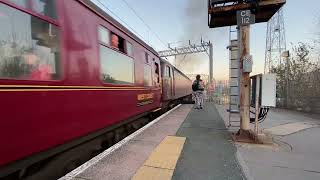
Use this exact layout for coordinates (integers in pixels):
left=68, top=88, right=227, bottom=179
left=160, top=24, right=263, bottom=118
left=228, top=26, right=240, bottom=127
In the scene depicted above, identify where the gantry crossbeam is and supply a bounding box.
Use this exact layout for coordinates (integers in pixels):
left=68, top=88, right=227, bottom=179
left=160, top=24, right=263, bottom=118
left=158, top=41, right=214, bottom=83
left=158, top=42, right=211, bottom=57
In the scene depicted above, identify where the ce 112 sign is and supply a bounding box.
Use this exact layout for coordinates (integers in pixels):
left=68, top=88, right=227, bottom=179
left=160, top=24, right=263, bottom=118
left=237, top=10, right=255, bottom=26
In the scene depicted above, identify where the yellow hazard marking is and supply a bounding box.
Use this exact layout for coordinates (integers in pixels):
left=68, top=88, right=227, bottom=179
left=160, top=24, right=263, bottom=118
left=132, top=166, right=173, bottom=180
left=132, top=136, right=186, bottom=180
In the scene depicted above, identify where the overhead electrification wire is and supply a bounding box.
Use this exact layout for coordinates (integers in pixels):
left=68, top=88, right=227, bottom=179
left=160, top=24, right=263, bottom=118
left=121, top=0, right=168, bottom=49
left=95, top=0, right=147, bottom=42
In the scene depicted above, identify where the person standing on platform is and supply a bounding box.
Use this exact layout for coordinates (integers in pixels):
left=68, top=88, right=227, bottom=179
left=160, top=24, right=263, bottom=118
left=192, top=75, right=205, bottom=109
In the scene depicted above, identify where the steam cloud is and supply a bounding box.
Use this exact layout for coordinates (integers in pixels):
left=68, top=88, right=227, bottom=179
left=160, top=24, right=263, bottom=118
left=175, top=0, right=228, bottom=77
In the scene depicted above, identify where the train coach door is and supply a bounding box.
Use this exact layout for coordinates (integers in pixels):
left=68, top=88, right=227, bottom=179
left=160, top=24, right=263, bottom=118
left=163, top=65, right=172, bottom=99
left=172, top=68, right=175, bottom=98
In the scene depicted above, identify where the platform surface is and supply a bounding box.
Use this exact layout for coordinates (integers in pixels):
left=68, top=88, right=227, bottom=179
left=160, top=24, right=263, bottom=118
left=216, top=104, right=320, bottom=180
left=62, top=103, right=247, bottom=180
left=63, top=104, right=192, bottom=180
left=173, top=102, right=246, bottom=180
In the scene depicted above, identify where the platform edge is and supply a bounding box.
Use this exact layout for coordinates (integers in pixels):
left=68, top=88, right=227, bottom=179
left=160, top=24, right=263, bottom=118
left=58, top=104, right=182, bottom=180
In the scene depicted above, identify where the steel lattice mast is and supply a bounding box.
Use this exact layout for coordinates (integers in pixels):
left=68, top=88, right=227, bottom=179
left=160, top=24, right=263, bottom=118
left=264, top=8, right=286, bottom=73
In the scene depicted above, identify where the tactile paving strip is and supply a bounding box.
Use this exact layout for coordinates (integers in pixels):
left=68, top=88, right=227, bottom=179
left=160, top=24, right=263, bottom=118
left=132, top=136, right=186, bottom=180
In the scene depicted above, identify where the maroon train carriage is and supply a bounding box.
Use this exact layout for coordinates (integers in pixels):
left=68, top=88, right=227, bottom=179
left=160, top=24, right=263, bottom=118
left=0, top=0, right=192, bottom=179
left=160, top=59, right=193, bottom=106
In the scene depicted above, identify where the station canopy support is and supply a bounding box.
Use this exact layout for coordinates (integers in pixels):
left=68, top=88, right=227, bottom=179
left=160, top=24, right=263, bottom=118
left=208, top=0, right=285, bottom=143
left=208, top=0, right=286, bottom=28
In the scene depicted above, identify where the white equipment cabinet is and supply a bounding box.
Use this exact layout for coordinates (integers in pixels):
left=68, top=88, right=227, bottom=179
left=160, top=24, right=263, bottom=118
left=250, top=74, right=276, bottom=108
left=261, top=74, right=276, bottom=107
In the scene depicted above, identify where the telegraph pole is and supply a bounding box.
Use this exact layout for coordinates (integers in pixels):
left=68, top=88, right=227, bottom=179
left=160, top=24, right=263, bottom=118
left=282, top=50, right=290, bottom=107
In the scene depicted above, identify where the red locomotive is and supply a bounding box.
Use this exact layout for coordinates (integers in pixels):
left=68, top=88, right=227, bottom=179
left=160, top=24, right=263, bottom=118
left=0, top=0, right=192, bottom=179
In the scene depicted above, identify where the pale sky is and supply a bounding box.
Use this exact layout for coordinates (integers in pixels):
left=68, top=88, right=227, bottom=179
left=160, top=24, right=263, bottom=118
left=92, top=0, right=320, bottom=80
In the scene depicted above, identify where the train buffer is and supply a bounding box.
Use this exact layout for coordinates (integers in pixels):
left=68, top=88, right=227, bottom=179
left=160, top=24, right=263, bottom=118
left=60, top=102, right=246, bottom=180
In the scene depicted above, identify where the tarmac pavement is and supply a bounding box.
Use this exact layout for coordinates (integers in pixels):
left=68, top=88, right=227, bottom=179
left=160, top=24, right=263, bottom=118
left=173, top=103, right=246, bottom=180
left=216, top=104, right=320, bottom=180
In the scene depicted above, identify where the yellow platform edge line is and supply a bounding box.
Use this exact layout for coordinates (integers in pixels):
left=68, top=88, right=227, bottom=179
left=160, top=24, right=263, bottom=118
left=132, top=136, right=186, bottom=180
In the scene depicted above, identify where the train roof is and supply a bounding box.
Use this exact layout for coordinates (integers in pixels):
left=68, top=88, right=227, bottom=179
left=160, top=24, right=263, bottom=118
left=77, top=0, right=158, bottom=56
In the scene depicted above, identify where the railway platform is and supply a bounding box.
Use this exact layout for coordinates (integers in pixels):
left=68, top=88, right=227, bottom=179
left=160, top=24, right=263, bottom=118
left=60, top=102, right=246, bottom=180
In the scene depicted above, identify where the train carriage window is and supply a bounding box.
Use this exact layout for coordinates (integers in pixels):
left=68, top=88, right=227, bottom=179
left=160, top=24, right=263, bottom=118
left=98, top=26, right=132, bottom=55
left=110, top=33, right=125, bottom=53
left=144, top=64, right=152, bottom=86
left=126, top=41, right=133, bottom=57
left=8, top=0, right=57, bottom=19
left=154, top=62, right=160, bottom=85
left=0, top=3, right=61, bottom=80
left=165, top=66, right=171, bottom=77
left=145, top=52, right=149, bottom=63
left=100, top=45, right=134, bottom=84
left=98, top=26, right=110, bottom=46
left=7, top=0, right=27, bottom=7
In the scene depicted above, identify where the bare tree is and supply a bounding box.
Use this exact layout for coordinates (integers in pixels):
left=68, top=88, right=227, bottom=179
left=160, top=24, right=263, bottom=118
left=272, top=42, right=320, bottom=112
